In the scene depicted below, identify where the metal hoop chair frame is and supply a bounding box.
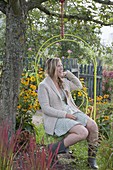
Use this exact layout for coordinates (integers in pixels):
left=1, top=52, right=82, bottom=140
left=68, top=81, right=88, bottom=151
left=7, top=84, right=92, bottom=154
left=35, top=34, right=97, bottom=120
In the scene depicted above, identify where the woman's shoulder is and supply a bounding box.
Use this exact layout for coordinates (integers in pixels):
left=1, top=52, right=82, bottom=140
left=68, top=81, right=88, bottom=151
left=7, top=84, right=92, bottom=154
left=39, top=77, right=49, bottom=87
left=39, top=78, right=46, bottom=85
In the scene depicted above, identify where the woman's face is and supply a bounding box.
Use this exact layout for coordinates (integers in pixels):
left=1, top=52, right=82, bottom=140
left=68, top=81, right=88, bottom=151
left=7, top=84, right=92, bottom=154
left=55, top=60, right=64, bottom=78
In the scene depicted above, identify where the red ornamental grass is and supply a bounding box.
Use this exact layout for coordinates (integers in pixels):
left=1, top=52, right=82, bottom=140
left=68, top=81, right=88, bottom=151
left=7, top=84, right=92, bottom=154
left=15, top=137, right=58, bottom=170
left=0, top=121, right=58, bottom=170
left=0, top=121, right=22, bottom=170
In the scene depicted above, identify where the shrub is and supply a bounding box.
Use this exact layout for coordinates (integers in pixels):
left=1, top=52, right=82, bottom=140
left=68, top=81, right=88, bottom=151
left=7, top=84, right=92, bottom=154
left=96, top=103, right=113, bottom=139
left=98, top=130, right=113, bottom=170
left=16, top=68, right=45, bottom=132
left=102, top=69, right=113, bottom=99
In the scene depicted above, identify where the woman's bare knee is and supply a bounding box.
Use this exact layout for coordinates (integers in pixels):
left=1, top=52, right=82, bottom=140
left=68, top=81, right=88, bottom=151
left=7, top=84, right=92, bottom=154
left=86, top=118, right=98, bottom=132
left=69, top=125, right=89, bottom=140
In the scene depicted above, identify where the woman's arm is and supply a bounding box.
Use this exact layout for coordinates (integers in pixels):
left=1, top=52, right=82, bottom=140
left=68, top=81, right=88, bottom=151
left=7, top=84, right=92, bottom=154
left=64, top=70, right=83, bottom=91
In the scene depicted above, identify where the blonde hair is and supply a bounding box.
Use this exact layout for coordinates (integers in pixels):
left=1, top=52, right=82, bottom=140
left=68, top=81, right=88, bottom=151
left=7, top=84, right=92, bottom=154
left=45, top=58, right=63, bottom=88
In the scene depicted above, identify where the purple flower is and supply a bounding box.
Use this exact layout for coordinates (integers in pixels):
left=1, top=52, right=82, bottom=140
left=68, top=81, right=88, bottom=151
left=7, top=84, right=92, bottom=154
left=28, top=48, right=32, bottom=51
left=67, top=50, right=72, bottom=54
left=35, top=89, right=38, bottom=93
left=102, top=70, right=107, bottom=77
left=108, top=71, right=113, bottom=78
left=62, top=56, right=65, bottom=59
left=56, top=43, right=60, bottom=46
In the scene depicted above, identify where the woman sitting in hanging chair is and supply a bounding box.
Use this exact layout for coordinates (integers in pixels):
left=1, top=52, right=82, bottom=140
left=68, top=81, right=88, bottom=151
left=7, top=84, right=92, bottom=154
left=38, top=57, right=99, bottom=169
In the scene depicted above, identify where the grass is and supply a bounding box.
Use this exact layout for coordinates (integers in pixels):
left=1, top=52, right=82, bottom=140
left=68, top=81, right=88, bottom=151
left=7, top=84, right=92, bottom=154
left=1, top=119, right=112, bottom=170
left=97, top=131, right=113, bottom=170
left=69, top=141, right=91, bottom=170
left=35, top=123, right=98, bottom=170
left=35, top=122, right=113, bottom=170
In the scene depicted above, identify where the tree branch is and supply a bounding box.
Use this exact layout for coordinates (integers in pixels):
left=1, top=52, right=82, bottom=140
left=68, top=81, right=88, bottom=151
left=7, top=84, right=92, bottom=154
left=10, top=0, right=21, bottom=15
left=0, top=0, right=7, bottom=14
left=26, top=0, right=48, bottom=11
left=93, top=0, right=113, bottom=5
left=37, top=4, right=113, bottom=26
left=26, top=0, right=113, bottom=26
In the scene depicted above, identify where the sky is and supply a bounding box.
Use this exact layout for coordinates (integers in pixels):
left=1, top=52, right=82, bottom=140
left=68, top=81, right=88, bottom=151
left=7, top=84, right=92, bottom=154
left=100, top=26, right=113, bottom=46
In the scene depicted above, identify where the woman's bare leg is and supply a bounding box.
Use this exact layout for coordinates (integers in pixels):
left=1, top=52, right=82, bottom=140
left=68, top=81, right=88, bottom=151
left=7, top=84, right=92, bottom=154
left=63, top=124, right=89, bottom=147
left=86, top=118, right=98, bottom=145
left=86, top=118, right=99, bottom=169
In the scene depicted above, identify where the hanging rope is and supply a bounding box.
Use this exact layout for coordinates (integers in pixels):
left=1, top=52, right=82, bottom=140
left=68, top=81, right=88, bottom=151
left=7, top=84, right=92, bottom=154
left=59, top=0, right=65, bottom=38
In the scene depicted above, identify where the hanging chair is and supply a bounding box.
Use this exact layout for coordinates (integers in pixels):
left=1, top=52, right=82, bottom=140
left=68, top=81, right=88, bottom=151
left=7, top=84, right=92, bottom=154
left=34, top=0, right=97, bottom=121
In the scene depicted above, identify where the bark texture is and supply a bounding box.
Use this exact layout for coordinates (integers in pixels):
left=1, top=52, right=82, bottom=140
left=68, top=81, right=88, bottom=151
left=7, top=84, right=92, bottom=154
left=0, top=1, right=27, bottom=130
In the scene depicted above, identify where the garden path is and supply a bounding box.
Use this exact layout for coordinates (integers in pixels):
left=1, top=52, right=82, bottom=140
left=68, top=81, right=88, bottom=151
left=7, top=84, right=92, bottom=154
left=32, top=109, right=43, bottom=125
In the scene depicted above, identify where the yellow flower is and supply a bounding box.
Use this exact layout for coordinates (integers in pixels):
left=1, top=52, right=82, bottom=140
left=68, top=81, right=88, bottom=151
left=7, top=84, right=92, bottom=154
left=30, top=91, right=37, bottom=96
left=103, top=116, right=109, bottom=121
left=21, top=78, right=24, bottom=84
left=30, top=76, right=36, bottom=82
left=28, top=105, right=33, bottom=110
left=27, top=89, right=32, bottom=94
left=88, top=97, right=93, bottom=102
left=39, top=74, right=43, bottom=78
left=103, top=94, right=109, bottom=99
left=103, top=101, right=108, bottom=104
left=80, top=78, right=84, bottom=81
left=39, top=68, right=43, bottom=71
left=96, top=96, right=103, bottom=101
left=78, top=91, right=82, bottom=96
left=24, top=81, right=29, bottom=86
left=17, top=105, right=21, bottom=109
left=26, top=78, right=30, bottom=82
left=21, top=78, right=29, bottom=86
left=23, top=96, right=28, bottom=100
left=30, top=84, right=36, bottom=90
left=82, top=86, right=87, bottom=92
left=23, top=100, right=27, bottom=103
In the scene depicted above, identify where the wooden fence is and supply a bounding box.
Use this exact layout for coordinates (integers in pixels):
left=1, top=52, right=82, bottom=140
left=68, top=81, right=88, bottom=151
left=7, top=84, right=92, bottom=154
left=62, top=58, right=102, bottom=98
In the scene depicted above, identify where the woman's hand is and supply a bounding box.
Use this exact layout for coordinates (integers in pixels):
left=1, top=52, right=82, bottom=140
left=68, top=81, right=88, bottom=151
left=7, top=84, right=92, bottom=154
left=66, top=114, right=77, bottom=120
left=63, top=71, right=67, bottom=78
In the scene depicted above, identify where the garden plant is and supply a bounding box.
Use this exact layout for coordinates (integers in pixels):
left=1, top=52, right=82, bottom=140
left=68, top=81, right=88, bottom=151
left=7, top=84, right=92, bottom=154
left=0, top=63, right=113, bottom=169
left=15, top=67, right=113, bottom=169
left=0, top=0, right=113, bottom=169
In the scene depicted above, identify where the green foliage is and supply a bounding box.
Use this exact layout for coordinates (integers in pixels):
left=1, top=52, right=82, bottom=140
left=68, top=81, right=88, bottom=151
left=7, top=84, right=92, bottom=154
left=25, top=2, right=104, bottom=67
left=35, top=123, right=63, bottom=145
left=16, top=68, right=45, bottom=132
left=35, top=125, right=100, bottom=170
left=70, top=141, right=91, bottom=170
left=96, top=103, right=113, bottom=139
left=1, top=1, right=113, bottom=66
left=98, top=130, right=113, bottom=170
left=71, top=78, right=88, bottom=113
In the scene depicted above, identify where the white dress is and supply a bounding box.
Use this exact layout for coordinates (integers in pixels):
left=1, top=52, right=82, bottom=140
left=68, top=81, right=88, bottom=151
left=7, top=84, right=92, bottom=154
left=54, top=89, right=89, bottom=137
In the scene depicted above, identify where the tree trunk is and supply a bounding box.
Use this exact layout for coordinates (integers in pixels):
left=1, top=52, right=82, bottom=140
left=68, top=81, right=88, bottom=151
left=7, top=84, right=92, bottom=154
left=0, top=4, right=26, bottom=131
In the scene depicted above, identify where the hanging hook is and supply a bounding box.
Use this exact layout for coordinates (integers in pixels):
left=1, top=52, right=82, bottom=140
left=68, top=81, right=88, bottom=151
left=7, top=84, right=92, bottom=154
left=59, top=0, right=65, bottom=38
left=59, top=0, right=65, bottom=3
